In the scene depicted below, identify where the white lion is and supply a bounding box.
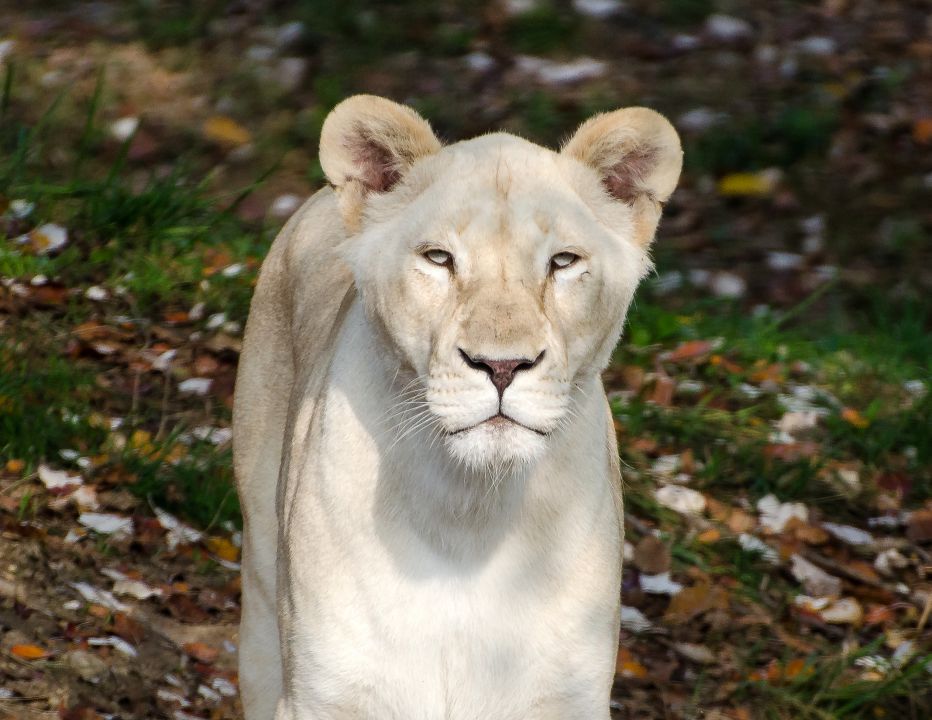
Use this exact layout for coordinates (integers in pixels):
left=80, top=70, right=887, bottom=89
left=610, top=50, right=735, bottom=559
left=233, top=95, right=681, bottom=719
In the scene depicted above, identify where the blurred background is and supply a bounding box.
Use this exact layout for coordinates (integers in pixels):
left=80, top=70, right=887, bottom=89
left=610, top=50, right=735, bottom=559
left=0, top=2, right=930, bottom=719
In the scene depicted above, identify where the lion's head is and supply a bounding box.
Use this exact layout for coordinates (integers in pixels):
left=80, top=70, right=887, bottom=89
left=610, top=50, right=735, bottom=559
left=319, top=96, right=681, bottom=471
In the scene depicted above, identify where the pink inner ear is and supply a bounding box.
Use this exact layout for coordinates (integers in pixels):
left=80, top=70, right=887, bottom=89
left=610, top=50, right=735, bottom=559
left=345, top=127, right=402, bottom=193
left=602, top=145, right=657, bottom=204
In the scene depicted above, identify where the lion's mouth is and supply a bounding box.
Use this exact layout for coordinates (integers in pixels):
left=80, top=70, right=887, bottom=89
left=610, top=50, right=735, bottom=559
left=448, top=413, right=548, bottom=437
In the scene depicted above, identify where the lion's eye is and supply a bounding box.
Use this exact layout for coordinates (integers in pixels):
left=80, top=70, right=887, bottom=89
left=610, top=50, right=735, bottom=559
left=424, top=249, right=454, bottom=269
left=550, top=252, right=580, bottom=272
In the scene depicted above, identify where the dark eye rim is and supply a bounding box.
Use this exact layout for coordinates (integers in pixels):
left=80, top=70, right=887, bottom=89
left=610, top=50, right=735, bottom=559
left=549, top=252, right=581, bottom=273
left=423, top=248, right=455, bottom=271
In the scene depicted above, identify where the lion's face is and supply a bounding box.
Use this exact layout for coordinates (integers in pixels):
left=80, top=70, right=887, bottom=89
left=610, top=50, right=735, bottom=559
left=320, top=97, right=682, bottom=470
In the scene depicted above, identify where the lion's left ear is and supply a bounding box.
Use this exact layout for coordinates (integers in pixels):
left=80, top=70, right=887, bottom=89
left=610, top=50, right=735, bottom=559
left=562, top=108, right=682, bottom=244
left=320, top=95, right=442, bottom=231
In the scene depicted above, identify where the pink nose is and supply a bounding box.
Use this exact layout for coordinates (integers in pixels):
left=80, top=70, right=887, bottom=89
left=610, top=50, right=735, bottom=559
left=459, top=350, right=545, bottom=397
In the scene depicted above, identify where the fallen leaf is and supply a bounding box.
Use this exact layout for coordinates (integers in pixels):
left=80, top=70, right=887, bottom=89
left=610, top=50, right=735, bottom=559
left=763, top=442, right=821, bottom=462
left=697, top=528, right=721, bottom=544
left=664, top=582, right=729, bottom=624
left=615, top=647, right=648, bottom=678
left=10, top=643, right=49, bottom=659
left=79, top=512, right=133, bottom=535
left=178, top=377, right=213, bottom=396
left=906, top=509, right=932, bottom=543
left=112, top=577, right=162, bottom=600
left=23, top=222, right=68, bottom=254
left=757, top=494, right=809, bottom=533
left=203, top=116, right=252, bottom=147
left=674, top=642, right=716, bottom=664
left=113, top=612, right=147, bottom=645
left=717, top=169, right=780, bottom=197
left=88, top=635, right=137, bottom=657
left=655, top=485, right=706, bottom=515
left=912, top=118, right=932, bottom=144
left=619, top=605, right=653, bottom=633
left=5, top=458, right=25, bottom=473
left=661, top=340, right=714, bottom=363
left=821, top=522, right=873, bottom=546
left=640, top=571, right=684, bottom=596
left=38, top=463, right=82, bottom=490
left=183, top=641, right=219, bottom=663
left=206, top=535, right=240, bottom=562
left=727, top=508, right=756, bottom=534
left=790, top=554, right=842, bottom=597
left=840, top=407, right=869, bottom=428
left=650, top=375, right=675, bottom=406
left=819, top=597, right=863, bottom=625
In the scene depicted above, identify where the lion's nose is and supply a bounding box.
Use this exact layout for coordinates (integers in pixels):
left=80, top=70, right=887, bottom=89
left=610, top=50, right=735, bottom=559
left=458, top=349, right=545, bottom=397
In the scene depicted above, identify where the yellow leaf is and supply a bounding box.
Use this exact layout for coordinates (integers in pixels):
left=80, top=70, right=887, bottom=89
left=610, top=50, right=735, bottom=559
left=697, top=528, right=721, bottom=544
left=615, top=648, right=648, bottom=678
left=11, top=643, right=48, bottom=659
left=5, top=458, right=25, bottom=473
left=206, top=536, right=240, bottom=562
left=717, top=170, right=780, bottom=197
left=841, top=407, right=869, bottom=429
left=203, top=116, right=252, bottom=147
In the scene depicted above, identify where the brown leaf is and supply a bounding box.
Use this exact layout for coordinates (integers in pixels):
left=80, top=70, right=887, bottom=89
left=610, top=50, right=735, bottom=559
left=913, top=118, right=932, bottom=144
left=763, top=442, right=820, bottom=462
left=907, top=509, right=932, bottom=543
left=726, top=508, right=755, bottom=534
left=194, top=354, right=220, bottom=376
left=166, top=593, right=211, bottom=623
left=663, top=582, right=729, bottom=624
left=183, top=641, right=219, bottom=663
left=650, top=375, right=675, bottom=407
left=633, top=535, right=671, bottom=574
left=661, top=340, right=713, bottom=363
left=112, top=613, right=146, bottom=645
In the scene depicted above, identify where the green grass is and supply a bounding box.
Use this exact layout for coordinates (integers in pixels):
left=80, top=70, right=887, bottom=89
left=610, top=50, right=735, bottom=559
left=0, top=74, right=267, bottom=527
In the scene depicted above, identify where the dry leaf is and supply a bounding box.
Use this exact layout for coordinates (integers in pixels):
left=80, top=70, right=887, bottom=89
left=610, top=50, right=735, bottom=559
left=840, top=407, right=869, bottom=428
left=203, top=116, right=252, bottom=147
left=5, top=458, right=25, bottom=473
left=913, top=118, right=932, bottom=144
left=717, top=170, right=780, bottom=197
left=790, top=554, right=842, bottom=597
left=633, top=535, right=671, bottom=574
left=906, top=509, right=932, bottom=543
left=664, top=582, right=729, bottom=624
left=615, top=647, right=648, bottom=679
left=206, top=536, right=240, bottom=562
left=10, top=643, right=48, bottom=660
left=661, top=340, right=713, bottom=363
left=183, top=641, right=219, bottom=663
left=697, top=528, right=721, bottom=544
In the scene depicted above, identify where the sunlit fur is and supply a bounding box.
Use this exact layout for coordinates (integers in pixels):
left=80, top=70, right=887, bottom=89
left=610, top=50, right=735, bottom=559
left=233, top=95, right=681, bottom=720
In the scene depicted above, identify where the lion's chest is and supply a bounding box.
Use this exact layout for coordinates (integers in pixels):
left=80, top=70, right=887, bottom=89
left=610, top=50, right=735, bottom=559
left=285, top=555, right=606, bottom=720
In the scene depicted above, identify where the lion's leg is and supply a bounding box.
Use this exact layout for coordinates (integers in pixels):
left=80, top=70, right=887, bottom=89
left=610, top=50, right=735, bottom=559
left=233, top=246, right=293, bottom=719
left=239, top=536, right=283, bottom=718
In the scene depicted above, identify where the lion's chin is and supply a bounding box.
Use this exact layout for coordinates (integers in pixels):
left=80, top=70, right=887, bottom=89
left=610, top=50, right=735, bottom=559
left=444, top=419, right=548, bottom=471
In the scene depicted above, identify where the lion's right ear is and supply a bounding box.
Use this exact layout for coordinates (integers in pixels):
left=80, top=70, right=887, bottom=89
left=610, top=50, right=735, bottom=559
left=320, top=95, right=441, bottom=231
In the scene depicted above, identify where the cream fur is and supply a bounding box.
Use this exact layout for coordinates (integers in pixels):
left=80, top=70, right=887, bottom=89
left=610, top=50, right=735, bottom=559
left=233, top=95, right=681, bottom=720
